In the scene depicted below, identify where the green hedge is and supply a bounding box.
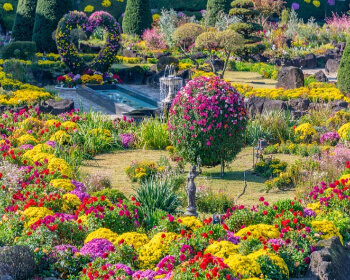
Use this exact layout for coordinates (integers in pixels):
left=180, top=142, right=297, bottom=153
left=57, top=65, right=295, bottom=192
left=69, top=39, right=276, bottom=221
left=157, top=0, right=207, bottom=11
left=122, top=0, right=152, bottom=35
left=78, top=0, right=126, bottom=20
left=0, top=0, right=18, bottom=32
left=337, top=37, right=350, bottom=94
left=12, top=0, right=37, bottom=41
left=1, top=41, right=37, bottom=60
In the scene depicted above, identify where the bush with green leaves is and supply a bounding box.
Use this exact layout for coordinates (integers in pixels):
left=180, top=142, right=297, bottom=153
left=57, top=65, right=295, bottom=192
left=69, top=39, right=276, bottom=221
left=122, top=0, right=152, bottom=35
left=92, top=188, right=126, bottom=203
left=337, top=37, right=350, bottom=94
left=1, top=41, right=37, bottom=60
left=32, top=0, right=74, bottom=53
left=12, top=0, right=38, bottom=41
left=196, top=185, right=234, bottom=214
left=206, top=0, right=231, bottom=26
left=137, top=117, right=170, bottom=150
left=168, top=76, right=247, bottom=167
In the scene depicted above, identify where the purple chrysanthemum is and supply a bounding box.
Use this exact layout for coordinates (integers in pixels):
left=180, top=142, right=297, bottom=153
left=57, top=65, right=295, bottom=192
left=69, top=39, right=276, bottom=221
left=114, top=263, right=134, bottom=276
left=18, top=144, right=34, bottom=150
left=54, top=244, right=78, bottom=254
left=71, top=180, right=88, bottom=192
left=291, top=2, right=300, bottom=10
left=80, top=238, right=113, bottom=259
left=69, top=189, right=90, bottom=202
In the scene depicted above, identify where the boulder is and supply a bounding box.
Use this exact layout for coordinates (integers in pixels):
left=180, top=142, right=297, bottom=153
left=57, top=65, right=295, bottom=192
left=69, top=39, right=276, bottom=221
left=324, top=49, right=337, bottom=61
left=291, top=57, right=306, bottom=68
left=251, top=54, right=268, bottom=63
left=276, top=66, right=304, bottom=89
left=154, top=52, right=171, bottom=59
left=325, top=59, right=340, bottom=75
left=263, top=99, right=287, bottom=112
left=314, top=70, right=328, bottom=83
left=39, top=99, right=74, bottom=115
left=146, top=70, right=165, bottom=88
left=306, top=236, right=350, bottom=280
left=0, top=246, right=36, bottom=280
left=192, top=52, right=207, bottom=60
left=305, top=53, right=317, bottom=69
left=117, top=66, right=146, bottom=85
left=177, top=69, right=191, bottom=81
left=287, top=98, right=310, bottom=111
left=329, top=100, right=348, bottom=112
left=122, top=49, right=139, bottom=58
left=245, top=96, right=265, bottom=116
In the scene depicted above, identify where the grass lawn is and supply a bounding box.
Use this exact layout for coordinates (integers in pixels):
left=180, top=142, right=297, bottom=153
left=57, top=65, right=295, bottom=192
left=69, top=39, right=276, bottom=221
left=224, top=71, right=277, bottom=89
left=80, top=147, right=300, bottom=206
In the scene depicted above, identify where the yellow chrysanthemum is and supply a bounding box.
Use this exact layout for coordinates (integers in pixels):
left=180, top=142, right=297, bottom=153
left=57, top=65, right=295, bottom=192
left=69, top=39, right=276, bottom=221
left=85, top=228, right=118, bottom=244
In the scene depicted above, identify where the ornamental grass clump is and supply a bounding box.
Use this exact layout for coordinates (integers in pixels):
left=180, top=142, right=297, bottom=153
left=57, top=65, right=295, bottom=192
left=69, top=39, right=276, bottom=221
left=168, top=76, right=247, bottom=167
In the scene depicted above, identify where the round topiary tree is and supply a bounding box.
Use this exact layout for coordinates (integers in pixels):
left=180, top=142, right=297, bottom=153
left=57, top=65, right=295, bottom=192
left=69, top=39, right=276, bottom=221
left=229, top=0, right=265, bottom=59
left=32, top=0, right=74, bottom=53
left=12, top=0, right=38, bottom=41
left=337, top=38, right=350, bottom=94
left=122, top=0, right=152, bottom=35
left=168, top=76, right=247, bottom=173
left=206, top=0, right=231, bottom=26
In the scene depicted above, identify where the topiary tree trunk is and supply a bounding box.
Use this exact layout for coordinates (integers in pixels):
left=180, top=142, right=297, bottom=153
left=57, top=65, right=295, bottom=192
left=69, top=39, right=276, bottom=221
left=122, top=0, right=152, bottom=36
left=32, top=0, right=74, bottom=53
left=12, top=0, right=38, bottom=41
left=206, top=0, right=231, bottom=26
left=337, top=38, right=350, bottom=94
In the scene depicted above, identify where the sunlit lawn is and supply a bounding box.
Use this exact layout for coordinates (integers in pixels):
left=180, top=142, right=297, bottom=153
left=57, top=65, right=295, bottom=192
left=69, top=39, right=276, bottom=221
left=80, top=147, right=300, bottom=206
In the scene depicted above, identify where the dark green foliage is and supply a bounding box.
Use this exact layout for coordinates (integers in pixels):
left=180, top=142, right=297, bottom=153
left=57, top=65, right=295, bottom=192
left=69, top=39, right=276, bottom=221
left=206, top=0, right=231, bottom=26
left=1, top=41, right=36, bottom=60
left=122, top=0, right=152, bottom=35
left=337, top=37, right=350, bottom=94
left=157, top=0, right=206, bottom=11
left=32, top=0, right=74, bottom=53
left=0, top=0, right=18, bottom=32
left=12, top=0, right=37, bottom=41
left=77, top=0, right=127, bottom=21
left=157, top=56, right=179, bottom=72
left=229, top=0, right=265, bottom=58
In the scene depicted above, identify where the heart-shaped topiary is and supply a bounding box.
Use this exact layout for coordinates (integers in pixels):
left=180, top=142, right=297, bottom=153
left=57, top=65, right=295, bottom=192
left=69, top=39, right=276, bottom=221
left=56, top=11, right=121, bottom=74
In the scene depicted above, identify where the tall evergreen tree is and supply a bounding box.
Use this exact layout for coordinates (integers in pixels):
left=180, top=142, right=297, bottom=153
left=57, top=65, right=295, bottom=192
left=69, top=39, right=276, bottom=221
left=229, top=0, right=265, bottom=59
left=122, top=0, right=152, bottom=35
left=206, top=0, right=231, bottom=26
left=12, top=0, right=38, bottom=41
left=337, top=37, right=350, bottom=94
left=32, top=0, right=74, bottom=53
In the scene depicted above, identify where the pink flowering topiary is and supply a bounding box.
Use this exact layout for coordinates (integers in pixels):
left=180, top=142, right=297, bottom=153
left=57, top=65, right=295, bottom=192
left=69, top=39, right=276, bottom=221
left=142, top=27, right=167, bottom=50
left=168, top=76, right=247, bottom=166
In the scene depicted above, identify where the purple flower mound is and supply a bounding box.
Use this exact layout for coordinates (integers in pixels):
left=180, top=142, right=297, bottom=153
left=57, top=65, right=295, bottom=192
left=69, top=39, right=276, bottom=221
left=267, top=239, right=286, bottom=246
left=46, top=141, right=57, bottom=148
left=71, top=179, right=88, bottom=192
left=54, top=213, right=77, bottom=221
left=320, top=132, right=340, bottom=145
left=80, top=238, right=113, bottom=259
left=19, top=144, right=34, bottom=150
left=303, top=208, right=316, bottom=217
left=119, top=134, right=135, bottom=149
left=291, top=2, right=299, bottom=10
left=70, top=189, right=90, bottom=202
left=226, top=231, right=241, bottom=245
left=54, top=244, right=78, bottom=254
left=132, top=269, right=158, bottom=280
left=328, top=0, right=335, bottom=5
left=114, top=263, right=133, bottom=276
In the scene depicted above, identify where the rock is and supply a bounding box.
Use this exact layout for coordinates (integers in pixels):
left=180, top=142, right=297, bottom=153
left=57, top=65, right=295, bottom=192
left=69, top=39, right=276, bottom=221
left=316, top=55, right=326, bottom=68
left=117, top=66, right=146, bottom=85
left=245, top=96, right=265, bottom=116
left=305, top=53, right=317, bottom=69
left=276, top=66, right=304, bottom=89
left=287, top=98, right=310, bottom=111
left=146, top=70, right=165, bottom=88
left=0, top=246, right=36, bottom=280
left=325, top=59, right=340, bottom=75
left=157, top=56, right=179, bottom=72
left=306, top=236, right=350, bottom=280
left=290, top=110, right=307, bottom=119
left=39, top=99, right=74, bottom=115
left=291, top=57, right=306, bottom=68
left=325, top=50, right=336, bottom=61
left=177, top=69, right=191, bottom=81
left=192, top=52, right=207, bottom=60
left=314, top=70, right=328, bottom=82
left=154, top=52, right=171, bottom=59
left=251, top=54, right=268, bottom=63
left=122, top=49, right=139, bottom=58
left=263, top=99, right=287, bottom=112
left=329, top=100, right=348, bottom=111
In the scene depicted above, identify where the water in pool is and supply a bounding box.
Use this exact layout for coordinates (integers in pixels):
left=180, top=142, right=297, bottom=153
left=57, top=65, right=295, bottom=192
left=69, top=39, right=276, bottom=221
left=94, top=88, right=158, bottom=109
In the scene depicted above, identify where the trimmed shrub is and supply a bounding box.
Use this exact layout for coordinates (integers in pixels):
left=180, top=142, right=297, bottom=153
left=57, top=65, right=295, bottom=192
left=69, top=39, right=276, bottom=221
left=206, top=0, right=231, bottom=26
left=12, top=0, right=38, bottom=41
left=0, top=0, right=18, bottom=32
left=1, top=41, right=37, bottom=60
left=337, top=37, right=350, bottom=94
left=122, top=0, right=152, bottom=35
left=32, top=0, right=74, bottom=53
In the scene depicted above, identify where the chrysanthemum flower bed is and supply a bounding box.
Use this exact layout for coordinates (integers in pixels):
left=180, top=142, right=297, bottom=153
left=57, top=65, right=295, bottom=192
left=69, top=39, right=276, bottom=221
left=1, top=106, right=350, bottom=279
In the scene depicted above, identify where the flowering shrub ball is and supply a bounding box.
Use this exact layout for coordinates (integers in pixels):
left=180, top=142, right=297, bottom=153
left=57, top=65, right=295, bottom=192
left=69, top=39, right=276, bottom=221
left=168, top=76, right=247, bottom=166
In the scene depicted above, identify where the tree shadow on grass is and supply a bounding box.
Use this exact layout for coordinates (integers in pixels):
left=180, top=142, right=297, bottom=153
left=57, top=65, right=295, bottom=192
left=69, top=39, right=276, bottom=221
left=200, top=170, right=266, bottom=184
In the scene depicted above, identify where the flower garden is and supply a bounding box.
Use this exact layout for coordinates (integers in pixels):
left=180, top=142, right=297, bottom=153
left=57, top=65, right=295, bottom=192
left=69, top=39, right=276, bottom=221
left=1, top=0, right=350, bottom=280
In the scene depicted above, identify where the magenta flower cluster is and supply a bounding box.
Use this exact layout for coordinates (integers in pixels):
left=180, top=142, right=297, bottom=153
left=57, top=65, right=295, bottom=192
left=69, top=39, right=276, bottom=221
left=320, top=132, right=340, bottom=145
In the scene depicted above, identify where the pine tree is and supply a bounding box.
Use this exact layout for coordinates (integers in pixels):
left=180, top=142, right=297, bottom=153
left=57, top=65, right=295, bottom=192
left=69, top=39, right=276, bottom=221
left=337, top=38, right=350, bottom=94
left=122, top=0, right=152, bottom=35
left=206, top=0, right=231, bottom=26
left=229, top=0, right=265, bottom=59
left=32, top=0, right=74, bottom=53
